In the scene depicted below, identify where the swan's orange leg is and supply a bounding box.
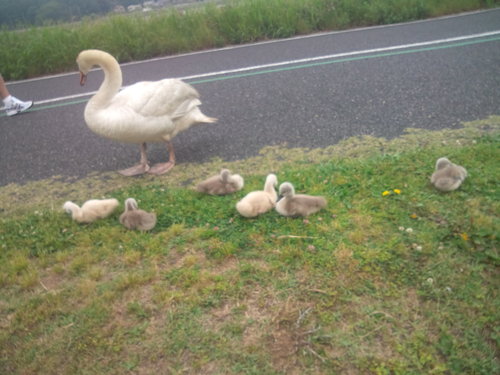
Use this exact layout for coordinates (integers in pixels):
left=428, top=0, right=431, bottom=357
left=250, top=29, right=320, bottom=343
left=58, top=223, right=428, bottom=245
left=148, top=140, right=175, bottom=175
left=119, top=143, right=151, bottom=176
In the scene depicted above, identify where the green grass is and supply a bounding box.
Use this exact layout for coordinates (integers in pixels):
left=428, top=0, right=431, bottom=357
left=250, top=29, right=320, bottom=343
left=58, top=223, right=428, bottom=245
left=0, top=0, right=497, bottom=79
left=0, top=118, right=498, bottom=374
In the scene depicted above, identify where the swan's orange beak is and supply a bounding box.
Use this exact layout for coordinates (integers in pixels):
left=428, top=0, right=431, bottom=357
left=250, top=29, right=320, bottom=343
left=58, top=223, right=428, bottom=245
left=79, top=72, right=87, bottom=86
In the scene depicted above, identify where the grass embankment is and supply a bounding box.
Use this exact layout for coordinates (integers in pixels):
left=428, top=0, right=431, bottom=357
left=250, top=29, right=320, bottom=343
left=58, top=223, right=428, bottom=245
left=0, top=117, right=498, bottom=374
left=1, top=0, right=497, bottom=80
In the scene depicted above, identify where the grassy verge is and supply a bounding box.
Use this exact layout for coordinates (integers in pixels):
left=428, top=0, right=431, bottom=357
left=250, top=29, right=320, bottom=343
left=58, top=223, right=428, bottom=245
left=0, top=117, right=498, bottom=374
left=1, top=0, right=497, bottom=80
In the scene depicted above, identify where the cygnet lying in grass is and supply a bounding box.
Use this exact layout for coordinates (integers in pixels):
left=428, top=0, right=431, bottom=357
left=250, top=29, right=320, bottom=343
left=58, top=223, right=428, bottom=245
left=119, top=198, right=157, bottom=231
left=63, top=198, right=119, bottom=223
left=236, top=174, right=277, bottom=218
left=196, top=168, right=244, bottom=195
left=430, top=157, right=467, bottom=192
left=275, top=182, right=327, bottom=217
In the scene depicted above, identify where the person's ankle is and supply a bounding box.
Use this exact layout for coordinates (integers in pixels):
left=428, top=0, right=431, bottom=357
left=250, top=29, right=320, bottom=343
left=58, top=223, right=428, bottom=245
left=2, top=95, right=14, bottom=106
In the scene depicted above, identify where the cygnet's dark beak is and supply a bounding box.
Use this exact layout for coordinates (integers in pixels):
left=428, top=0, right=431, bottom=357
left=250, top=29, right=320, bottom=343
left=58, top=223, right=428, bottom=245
left=277, top=195, right=284, bottom=202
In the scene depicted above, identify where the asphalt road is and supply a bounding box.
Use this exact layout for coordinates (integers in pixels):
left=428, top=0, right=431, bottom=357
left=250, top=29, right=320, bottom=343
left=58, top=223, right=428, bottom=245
left=1, top=9, right=499, bottom=186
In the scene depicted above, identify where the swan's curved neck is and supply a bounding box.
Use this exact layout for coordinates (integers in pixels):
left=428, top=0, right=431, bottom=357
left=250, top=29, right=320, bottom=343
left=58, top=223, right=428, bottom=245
left=264, top=176, right=277, bottom=195
left=125, top=200, right=137, bottom=212
left=66, top=202, right=83, bottom=221
left=87, top=51, right=122, bottom=107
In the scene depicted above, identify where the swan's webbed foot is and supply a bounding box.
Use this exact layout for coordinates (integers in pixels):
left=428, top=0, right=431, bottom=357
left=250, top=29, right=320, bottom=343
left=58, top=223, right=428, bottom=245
left=118, top=163, right=150, bottom=176
left=148, top=161, right=175, bottom=175
left=148, top=140, right=176, bottom=175
left=118, top=142, right=150, bottom=176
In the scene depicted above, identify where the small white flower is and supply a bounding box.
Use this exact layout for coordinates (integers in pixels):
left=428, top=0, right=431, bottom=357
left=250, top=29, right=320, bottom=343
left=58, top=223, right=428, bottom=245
left=426, top=278, right=434, bottom=285
left=398, top=226, right=405, bottom=231
left=445, top=287, right=452, bottom=293
left=412, top=243, right=422, bottom=251
left=406, top=228, right=413, bottom=233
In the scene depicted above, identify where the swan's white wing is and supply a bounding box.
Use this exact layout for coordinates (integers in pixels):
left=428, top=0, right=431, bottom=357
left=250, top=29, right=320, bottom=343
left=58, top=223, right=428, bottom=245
left=112, top=79, right=201, bottom=119
left=85, top=78, right=205, bottom=143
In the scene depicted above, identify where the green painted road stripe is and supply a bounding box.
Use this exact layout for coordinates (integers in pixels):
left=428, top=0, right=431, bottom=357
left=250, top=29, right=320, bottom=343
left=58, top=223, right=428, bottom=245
left=3, top=35, right=498, bottom=117
left=189, top=35, right=500, bottom=84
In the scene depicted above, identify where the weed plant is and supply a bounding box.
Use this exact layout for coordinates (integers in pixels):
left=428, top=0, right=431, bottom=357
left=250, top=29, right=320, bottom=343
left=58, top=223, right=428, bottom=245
left=0, top=0, right=496, bottom=79
left=0, top=128, right=498, bottom=373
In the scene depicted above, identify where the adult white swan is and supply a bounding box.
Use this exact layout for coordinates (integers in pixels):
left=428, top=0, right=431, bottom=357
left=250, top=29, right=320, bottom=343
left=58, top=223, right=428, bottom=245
left=76, top=49, right=217, bottom=176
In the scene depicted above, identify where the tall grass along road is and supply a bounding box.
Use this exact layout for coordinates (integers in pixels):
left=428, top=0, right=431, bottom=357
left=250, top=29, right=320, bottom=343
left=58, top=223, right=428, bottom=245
left=0, top=0, right=497, bottom=80
left=1, top=9, right=499, bottom=186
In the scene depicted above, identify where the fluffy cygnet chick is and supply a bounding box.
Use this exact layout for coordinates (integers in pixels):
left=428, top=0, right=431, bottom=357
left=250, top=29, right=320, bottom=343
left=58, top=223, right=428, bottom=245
left=196, top=168, right=244, bottom=195
left=236, top=174, right=278, bottom=218
left=63, top=198, right=119, bottom=223
left=119, top=198, right=157, bottom=231
left=276, top=182, right=327, bottom=217
left=431, top=157, right=467, bottom=192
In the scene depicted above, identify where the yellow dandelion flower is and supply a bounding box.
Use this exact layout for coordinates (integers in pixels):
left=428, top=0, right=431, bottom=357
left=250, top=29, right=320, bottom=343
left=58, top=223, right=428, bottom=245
left=382, top=190, right=391, bottom=196
left=460, top=233, right=469, bottom=241
left=393, top=189, right=401, bottom=194
left=410, top=213, right=418, bottom=219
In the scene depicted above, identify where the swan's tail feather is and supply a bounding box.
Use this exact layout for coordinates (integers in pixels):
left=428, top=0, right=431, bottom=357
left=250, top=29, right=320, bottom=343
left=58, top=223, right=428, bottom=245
left=197, top=114, right=218, bottom=123
left=188, top=105, right=217, bottom=124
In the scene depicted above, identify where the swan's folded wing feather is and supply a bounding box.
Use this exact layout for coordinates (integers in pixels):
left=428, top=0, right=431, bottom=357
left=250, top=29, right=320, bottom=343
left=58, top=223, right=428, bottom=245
left=113, top=79, right=200, bottom=118
left=86, top=104, right=172, bottom=142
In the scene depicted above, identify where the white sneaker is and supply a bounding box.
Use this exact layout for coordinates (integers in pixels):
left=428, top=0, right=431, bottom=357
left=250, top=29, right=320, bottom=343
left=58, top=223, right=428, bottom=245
left=5, top=100, right=33, bottom=116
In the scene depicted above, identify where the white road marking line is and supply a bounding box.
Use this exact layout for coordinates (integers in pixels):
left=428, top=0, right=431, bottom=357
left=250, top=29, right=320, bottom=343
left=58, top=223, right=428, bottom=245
left=30, top=30, right=500, bottom=107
